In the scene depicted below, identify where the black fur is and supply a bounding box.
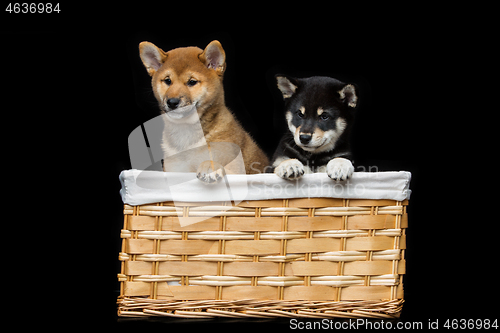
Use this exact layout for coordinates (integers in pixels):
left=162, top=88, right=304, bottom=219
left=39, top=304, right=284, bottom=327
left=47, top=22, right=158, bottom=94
left=272, top=132, right=352, bottom=172
left=270, top=75, right=357, bottom=175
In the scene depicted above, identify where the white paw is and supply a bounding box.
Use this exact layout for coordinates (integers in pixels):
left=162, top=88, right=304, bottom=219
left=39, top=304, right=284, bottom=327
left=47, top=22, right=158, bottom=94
left=196, top=160, right=224, bottom=184
left=275, top=159, right=305, bottom=180
left=327, top=158, right=354, bottom=181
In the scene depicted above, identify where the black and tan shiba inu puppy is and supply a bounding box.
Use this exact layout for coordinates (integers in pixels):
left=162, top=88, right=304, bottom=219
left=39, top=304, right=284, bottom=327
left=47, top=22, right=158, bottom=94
left=271, top=75, right=358, bottom=181
left=139, top=40, right=269, bottom=183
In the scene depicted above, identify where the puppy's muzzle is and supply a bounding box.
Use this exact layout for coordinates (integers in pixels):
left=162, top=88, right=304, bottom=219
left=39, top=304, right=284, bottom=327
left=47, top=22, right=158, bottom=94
left=167, top=98, right=181, bottom=109
left=299, top=134, right=312, bottom=144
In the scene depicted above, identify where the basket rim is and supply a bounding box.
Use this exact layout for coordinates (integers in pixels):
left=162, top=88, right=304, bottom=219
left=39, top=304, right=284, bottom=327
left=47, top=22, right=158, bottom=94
left=119, top=170, right=412, bottom=206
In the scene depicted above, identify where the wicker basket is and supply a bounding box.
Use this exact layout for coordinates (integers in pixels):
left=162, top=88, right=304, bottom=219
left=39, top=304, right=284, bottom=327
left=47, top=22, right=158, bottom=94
left=117, top=171, right=410, bottom=318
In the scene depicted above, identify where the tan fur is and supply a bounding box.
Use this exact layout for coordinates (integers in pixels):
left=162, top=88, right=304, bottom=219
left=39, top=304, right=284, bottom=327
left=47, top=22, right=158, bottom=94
left=139, top=40, right=269, bottom=177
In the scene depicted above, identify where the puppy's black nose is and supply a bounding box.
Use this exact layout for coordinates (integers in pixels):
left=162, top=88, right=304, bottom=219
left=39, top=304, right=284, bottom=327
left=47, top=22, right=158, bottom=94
left=299, top=134, right=312, bottom=144
left=167, top=98, right=180, bottom=109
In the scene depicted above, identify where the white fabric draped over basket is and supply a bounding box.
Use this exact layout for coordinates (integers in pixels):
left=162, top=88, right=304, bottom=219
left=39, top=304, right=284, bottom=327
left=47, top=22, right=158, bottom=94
left=119, top=170, right=411, bottom=206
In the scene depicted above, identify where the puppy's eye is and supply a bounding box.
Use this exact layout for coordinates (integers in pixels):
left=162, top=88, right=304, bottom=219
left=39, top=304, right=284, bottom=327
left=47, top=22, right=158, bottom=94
left=320, top=114, right=330, bottom=120
left=296, top=111, right=304, bottom=118
left=164, top=78, right=172, bottom=85
left=187, top=79, right=198, bottom=87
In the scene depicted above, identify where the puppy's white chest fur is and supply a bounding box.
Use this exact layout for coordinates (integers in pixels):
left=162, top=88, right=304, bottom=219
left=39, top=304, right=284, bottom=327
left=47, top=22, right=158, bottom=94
left=161, top=113, right=208, bottom=172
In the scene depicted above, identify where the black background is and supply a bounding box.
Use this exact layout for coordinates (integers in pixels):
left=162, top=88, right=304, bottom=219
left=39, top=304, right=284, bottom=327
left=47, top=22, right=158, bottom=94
left=2, top=4, right=495, bottom=329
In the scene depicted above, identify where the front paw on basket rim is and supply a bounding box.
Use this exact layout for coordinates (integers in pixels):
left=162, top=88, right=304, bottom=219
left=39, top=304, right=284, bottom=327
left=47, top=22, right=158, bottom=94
left=196, top=160, right=225, bottom=184
left=326, top=157, right=354, bottom=181
left=275, top=158, right=305, bottom=180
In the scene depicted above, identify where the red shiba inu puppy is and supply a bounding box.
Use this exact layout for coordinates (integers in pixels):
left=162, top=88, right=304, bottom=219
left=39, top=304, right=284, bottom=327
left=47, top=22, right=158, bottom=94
left=139, top=40, right=269, bottom=183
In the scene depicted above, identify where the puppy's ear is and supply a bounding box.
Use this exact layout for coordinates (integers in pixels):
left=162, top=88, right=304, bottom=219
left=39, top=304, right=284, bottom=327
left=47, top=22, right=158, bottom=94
left=276, top=75, right=298, bottom=99
left=199, top=40, right=226, bottom=76
left=139, top=42, right=167, bottom=76
left=338, top=84, right=358, bottom=108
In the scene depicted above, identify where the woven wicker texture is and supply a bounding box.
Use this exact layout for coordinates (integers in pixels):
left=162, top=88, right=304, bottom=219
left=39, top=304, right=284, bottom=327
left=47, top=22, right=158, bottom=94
left=118, top=198, right=407, bottom=318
